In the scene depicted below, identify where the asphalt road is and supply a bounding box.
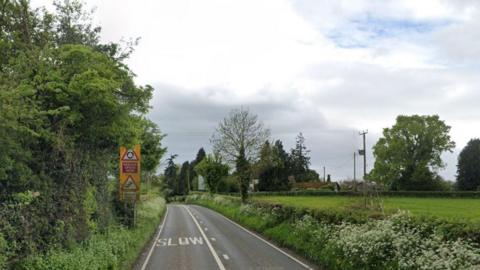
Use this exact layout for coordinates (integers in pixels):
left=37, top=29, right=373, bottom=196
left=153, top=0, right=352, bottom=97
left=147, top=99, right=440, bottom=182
left=141, top=204, right=313, bottom=270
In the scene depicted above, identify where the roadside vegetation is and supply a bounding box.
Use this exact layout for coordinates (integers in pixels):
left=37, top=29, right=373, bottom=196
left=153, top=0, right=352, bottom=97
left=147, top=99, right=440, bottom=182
left=253, top=195, right=480, bottom=222
left=19, top=193, right=166, bottom=270
left=0, top=1, right=166, bottom=269
left=183, top=193, right=480, bottom=270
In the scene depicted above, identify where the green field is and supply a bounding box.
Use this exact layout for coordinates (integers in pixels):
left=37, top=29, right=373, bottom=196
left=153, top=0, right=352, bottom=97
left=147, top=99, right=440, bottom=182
left=253, top=195, right=480, bottom=222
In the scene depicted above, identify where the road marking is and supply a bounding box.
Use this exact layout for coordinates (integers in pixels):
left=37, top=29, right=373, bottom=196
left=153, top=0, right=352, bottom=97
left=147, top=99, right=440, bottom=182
left=156, top=237, right=204, bottom=247
left=183, top=205, right=226, bottom=270
left=210, top=237, right=216, bottom=242
left=141, top=206, right=169, bottom=270
left=195, top=206, right=313, bottom=270
left=222, top=254, right=230, bottom=260
left=204, top=227, right=208, bottom=231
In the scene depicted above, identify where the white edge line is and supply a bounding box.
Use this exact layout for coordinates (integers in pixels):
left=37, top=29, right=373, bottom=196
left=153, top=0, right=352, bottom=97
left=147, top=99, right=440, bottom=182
left=193, top=205, right=313, bottom=270
left=141, top=206, right=169, bottom=270
left=183, top=205, right=226, bottom=270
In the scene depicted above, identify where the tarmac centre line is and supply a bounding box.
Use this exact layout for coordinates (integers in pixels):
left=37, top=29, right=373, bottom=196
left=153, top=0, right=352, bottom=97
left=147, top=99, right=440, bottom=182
left=183, top=205, right=226, bottom=270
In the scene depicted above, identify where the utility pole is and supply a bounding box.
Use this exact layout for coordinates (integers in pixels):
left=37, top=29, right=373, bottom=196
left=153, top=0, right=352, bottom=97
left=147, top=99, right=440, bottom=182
left=359, top=130, right=368, bottom=207
left=359, top=130, right=368, bottom=178
left=353, top=151, right=356, bottom=181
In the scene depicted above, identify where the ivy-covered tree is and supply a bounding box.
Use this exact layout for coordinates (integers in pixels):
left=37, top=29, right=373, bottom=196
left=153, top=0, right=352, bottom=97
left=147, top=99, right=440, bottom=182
left=369, top=115, right=455, bottom=190
left=189, top=147, right=206, bottom=191
left=194, top=156, right=229, bottom=193
left=457, top=139, right=480, bottom=191
left=0, top=0, right=161, bottom=266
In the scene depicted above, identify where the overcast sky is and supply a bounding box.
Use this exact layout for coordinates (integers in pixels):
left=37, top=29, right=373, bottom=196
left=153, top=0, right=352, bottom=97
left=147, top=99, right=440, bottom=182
left=34, top=0, right=480, bottom=180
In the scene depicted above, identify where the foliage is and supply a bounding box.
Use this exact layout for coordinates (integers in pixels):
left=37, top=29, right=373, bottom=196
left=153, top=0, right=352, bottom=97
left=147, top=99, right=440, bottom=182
left=186, top=194, right=480, bottom=270
left=288, top=133, right=318, bottom=181
left=163, top=155, right=178, bottom=195
left=19, top=195, right=166, bottom=270
left=256, top=140, right=291, bottom=191
left=188, top=148, right=206, bottom=191
left=457, top=139, right=480, bottom=191
left=0, top=0, right=163, bottom=267
left=177, top=161, right=190, bottom=195
left=369, top=115, right=455, bottom=191
left=194, top=156, right=229, bottom=193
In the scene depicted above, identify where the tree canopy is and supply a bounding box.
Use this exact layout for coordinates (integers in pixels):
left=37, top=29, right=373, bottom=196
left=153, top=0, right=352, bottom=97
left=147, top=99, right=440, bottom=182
left=369, top=115, right=455, bottom=190
left=457, top=139, right=480, bottom=191
left=211, top=108, right=269, bottom=201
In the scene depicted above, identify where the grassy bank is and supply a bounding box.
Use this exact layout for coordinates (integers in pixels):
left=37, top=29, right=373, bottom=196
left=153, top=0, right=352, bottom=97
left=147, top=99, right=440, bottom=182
left=253, top=195, right=480, bottom=222
left=184, top=193, right=480, bottom=270
left=18, top=194, right=166, bottom=270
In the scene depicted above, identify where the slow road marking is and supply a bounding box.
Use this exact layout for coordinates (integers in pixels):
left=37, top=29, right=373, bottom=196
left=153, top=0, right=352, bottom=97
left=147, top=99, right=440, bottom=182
left=156, top=237, right=204, bottom=247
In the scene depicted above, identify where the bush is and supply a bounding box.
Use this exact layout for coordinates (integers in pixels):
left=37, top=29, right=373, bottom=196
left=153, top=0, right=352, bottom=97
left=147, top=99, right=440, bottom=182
left=18, top=195, right=166, bottom=270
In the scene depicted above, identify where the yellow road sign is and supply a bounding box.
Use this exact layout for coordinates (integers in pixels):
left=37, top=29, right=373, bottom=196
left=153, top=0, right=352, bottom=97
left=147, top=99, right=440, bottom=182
left=119, top=145, right=141, bottom=200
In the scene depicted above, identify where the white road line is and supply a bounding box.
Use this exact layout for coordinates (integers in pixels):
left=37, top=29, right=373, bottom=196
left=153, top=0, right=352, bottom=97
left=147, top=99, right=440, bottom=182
left=141, top=206, right=169, bottom=270
left=196, top=206, right=313, bottom=270
left=210, top=237, right=216, bottom=242
left=183, top=205, right=226, bottom=270
left=222, top=254, right=230, bottom=260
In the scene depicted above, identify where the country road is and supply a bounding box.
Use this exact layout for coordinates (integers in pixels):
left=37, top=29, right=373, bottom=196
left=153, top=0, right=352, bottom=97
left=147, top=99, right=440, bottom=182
left=140, top=204, right=313, bottom=270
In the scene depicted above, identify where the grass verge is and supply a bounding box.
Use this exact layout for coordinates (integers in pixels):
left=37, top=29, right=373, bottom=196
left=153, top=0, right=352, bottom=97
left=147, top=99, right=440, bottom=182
left=18, top=194, right=166, bottom=270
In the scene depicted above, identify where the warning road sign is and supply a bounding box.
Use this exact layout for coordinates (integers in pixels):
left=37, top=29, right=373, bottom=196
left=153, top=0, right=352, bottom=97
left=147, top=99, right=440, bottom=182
left=119, top=145, right=141, bottom=201
left=122, top=149, right=139, bottom=161
left=122, top=176, right=138, bottom=191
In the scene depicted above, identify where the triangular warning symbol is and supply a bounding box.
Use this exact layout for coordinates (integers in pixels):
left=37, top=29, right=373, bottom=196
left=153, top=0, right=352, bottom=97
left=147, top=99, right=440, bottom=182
left=122, top=149, right=138, bottom=161
left=123, top=176, right=138, bottom=191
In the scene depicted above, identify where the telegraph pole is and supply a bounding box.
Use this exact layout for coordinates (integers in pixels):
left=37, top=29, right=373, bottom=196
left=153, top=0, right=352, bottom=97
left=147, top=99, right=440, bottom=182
left=359, top=130, right=368, bottom=178
left=353, top=152, right=356, bottom=181
left=359, top=130, right=368, bottom=207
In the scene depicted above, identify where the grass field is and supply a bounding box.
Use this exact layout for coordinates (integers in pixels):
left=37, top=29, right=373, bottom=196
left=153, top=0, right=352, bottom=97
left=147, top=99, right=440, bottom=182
left=252, top=195, right=480, bottom=222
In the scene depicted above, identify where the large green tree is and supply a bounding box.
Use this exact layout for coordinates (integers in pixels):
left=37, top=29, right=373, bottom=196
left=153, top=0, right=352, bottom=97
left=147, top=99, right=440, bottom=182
left=457, top=139, right=480, bottom=191
left=369, top=115, right=455, bottom=190
left=211, top=108, right=270, bottom=202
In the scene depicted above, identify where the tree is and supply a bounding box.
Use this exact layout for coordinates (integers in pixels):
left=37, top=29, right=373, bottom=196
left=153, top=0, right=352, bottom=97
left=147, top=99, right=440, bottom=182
left=164, top=155, right=178, bottom=195
left=140, top=119, right=167, bottom=191
left=211, top=108, right=270, bottom=202
left=256, top=140, right=290, bottom=191
left=194, top=156, right=229, bottom=193
left=178, top=161, right=190, bottom=195
left=288, top=133, right=315, bottom=181
left=457, top=139, right=480, bottom=190
left=369, top=115, right=455, bottom=190
left=189, top=147, right=206, bottom=191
